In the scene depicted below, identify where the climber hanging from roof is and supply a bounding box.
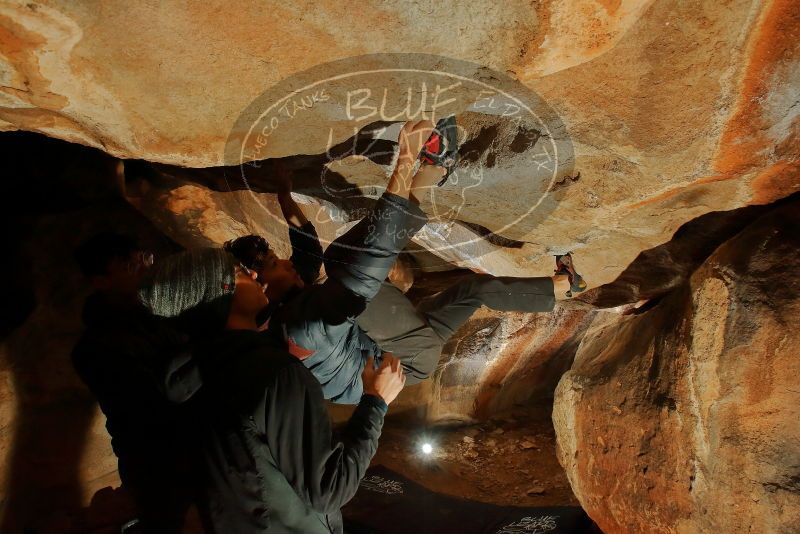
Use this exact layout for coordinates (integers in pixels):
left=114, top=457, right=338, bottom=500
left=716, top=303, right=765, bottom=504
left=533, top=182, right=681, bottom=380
left=227, top=118, right=587, bottom=403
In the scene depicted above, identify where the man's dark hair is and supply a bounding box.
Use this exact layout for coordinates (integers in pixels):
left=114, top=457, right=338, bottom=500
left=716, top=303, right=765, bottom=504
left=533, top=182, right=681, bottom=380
left=224, top=235, right=270, bottom=271
left=74, top=232, right=139, bottom=277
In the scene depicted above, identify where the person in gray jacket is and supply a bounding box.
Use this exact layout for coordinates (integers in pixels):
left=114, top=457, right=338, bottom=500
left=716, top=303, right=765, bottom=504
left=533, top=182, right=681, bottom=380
left=138, top=246, right=406, bottom=533
left=228, top=120, right=587, bottom=403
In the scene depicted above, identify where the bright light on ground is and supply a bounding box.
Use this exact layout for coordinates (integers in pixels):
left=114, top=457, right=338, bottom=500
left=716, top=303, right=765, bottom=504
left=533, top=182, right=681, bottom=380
left=421, top=443, right=433, bottom=455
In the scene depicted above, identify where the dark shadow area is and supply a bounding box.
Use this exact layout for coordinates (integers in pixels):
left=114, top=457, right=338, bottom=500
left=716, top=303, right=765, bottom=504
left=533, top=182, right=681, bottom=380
left=508, top=125, right=542, bottom=154
left=473, top=314, right=596, bottom=419
left=133, top=120, right=404, bottom=219
left=458, top=124, right=499, bottom=165
left=458, top=221, right=526, bottom=249
left=579, top=191, right=800, bottom=309
left=0, top=131, right=179, bottom=532
left=128, top=116, right=544, bottom=233
left=343, top=464, right=595, bottom=533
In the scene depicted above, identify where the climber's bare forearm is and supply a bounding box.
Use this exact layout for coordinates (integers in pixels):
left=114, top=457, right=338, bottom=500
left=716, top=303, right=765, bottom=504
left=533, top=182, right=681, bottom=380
left=386, top=156, right=415, bottom=200
left=386, top=120, right=435, bottom=202
left=278, top=193, right=309, bottom=228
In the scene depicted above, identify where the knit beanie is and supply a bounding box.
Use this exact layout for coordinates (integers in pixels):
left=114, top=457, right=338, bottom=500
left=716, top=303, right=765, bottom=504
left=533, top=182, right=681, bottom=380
left=138, top=248, right=238, bottom=332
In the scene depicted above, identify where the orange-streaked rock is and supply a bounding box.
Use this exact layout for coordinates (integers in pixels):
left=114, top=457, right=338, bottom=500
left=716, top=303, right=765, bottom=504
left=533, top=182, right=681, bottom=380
left=554, top=198, right=800, bottom=533
left=1, top=1, right=798, bottom=294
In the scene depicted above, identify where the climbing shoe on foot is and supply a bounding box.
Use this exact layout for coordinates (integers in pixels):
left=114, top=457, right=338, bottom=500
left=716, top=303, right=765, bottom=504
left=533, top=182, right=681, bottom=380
left=419, top=115, right=459, bottom=187
left=554, top=252, right=587, bottom=297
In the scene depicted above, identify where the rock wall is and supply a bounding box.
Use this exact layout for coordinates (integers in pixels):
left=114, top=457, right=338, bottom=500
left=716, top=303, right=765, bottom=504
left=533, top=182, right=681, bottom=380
left=553, top=198, right=800, bottom=533
left=1, top=0, right=798, bottom=292
left=434, top=305, right=596, bottom=420
left=0, top=0, right=649, bottom=164
left=1, top=0, right=799, bottom=530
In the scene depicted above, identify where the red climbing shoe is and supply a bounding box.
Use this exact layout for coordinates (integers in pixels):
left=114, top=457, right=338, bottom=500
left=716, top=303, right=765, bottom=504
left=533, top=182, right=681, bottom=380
left=419, top=116, right=459, bottom=187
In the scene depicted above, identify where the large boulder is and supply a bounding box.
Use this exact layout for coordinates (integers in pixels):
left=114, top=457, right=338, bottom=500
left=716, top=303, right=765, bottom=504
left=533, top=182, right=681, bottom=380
left=1, top=0, right=799, bottom=528
left=553, top=199, right=800, bottom=533
left=1, top=0, right=797, bottom=290
left=430, top=304, right=597, bottom=421
left=0, top=0, right=649, bottom=164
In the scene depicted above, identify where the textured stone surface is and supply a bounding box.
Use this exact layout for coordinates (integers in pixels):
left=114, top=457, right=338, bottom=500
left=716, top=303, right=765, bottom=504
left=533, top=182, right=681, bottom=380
left=431, top=305, right=597, bottom=421
left=579, top=193, right=799, bottom=308
left=0, top=0, right=647, bottom=163
left=553, top=199, right=800, bottom=533
left=1, top=0, right=799, bottom=530
left=1, top=0, right=798, bottom=292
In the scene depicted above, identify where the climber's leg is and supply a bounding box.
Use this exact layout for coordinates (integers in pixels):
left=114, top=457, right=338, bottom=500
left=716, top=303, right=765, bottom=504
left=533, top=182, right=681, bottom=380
left=358, top=282, right=443, bottom=384
left=416, top=255, right=588, bottom=340
left=552, top=274, right=572, bottom=300
left=416, top=274, right=558, bottom=342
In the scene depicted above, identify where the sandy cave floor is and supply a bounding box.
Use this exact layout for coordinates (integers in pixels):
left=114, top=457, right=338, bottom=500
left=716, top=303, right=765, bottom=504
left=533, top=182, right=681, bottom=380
left=369, top=402, right=579, bottom=508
